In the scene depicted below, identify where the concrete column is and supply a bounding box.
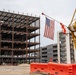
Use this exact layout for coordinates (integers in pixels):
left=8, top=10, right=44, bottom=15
left=57, top=32, right=60, bottom=63
left=66, top=34, right=71, bottom=64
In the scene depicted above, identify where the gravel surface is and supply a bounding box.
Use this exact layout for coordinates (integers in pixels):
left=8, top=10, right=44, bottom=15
left=0, top=64, right=30, bottom=75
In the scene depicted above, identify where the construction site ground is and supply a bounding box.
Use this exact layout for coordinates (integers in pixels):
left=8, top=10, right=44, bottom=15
left=0, top=64, right=30, bottom=75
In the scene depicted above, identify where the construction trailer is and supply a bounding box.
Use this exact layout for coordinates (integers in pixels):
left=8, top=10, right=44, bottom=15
left=0, top=11, right=40, bottom=65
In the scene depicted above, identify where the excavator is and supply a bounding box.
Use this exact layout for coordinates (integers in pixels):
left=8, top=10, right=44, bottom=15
left=30, top=9, right=76, bottom=75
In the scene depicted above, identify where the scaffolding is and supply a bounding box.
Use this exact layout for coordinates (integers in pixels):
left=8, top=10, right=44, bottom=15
left=0, top=11, right=40, bottom=65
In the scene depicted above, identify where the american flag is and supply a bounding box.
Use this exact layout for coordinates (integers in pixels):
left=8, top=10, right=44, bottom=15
left=44, top=17, right=55, bottom=40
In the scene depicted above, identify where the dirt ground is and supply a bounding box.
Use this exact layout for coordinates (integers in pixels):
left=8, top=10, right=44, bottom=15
left=0, top=64, right=30, bottom=75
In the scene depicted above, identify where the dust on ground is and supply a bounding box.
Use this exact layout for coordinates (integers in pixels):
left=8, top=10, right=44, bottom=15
left=0, top=63, right=30, bottom=75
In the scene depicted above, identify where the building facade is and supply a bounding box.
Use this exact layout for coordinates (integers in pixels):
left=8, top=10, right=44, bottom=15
left=36, top=44, right=58, bottom=63
left=36, top=31, right=75, bottom=64
left=57, top=32, right=75, bottom=64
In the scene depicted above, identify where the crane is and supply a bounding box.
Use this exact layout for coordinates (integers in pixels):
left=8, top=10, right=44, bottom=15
left=67, top=9, right=76, bottom=49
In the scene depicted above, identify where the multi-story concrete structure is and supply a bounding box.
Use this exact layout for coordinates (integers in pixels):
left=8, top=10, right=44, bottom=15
left=57, top=32, right=75, bottom=64
left=36, top=44, right=58, bottom=63
left=0, top=11, right=40, bottom=65
left=36, top=31, right=75, bottom=64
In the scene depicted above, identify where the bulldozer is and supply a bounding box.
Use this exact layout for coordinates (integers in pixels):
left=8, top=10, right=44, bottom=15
left=30, top=9, right=76, bottom=75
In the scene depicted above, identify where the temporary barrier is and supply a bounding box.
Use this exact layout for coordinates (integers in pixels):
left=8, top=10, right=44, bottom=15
left=30, top=62, right=48, bottom=73
left=72, top=64, right=76, bottom=75
left=48, top=62, right=72, bottom=75
left=30, top=62, right=76, bottom=75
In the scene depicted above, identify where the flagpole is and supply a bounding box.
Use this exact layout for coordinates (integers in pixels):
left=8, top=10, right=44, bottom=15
left=42, top=13, right=68, bottom=27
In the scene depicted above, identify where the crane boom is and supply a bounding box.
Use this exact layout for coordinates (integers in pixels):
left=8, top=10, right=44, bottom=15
left=69, top=9, right=76, bottom=26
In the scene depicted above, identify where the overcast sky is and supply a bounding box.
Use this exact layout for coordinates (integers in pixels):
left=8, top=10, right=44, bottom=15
left=0, top=0, right=76, bottom=47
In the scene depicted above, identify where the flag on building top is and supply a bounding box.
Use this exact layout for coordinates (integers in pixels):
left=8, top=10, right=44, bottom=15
left=60, top=22, right=66, bottom=34
left=44, top=17, right=55, bottom=40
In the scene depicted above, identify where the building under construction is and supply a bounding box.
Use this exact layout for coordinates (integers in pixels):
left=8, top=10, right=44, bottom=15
left=0, top=11, right=40, bottom=65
